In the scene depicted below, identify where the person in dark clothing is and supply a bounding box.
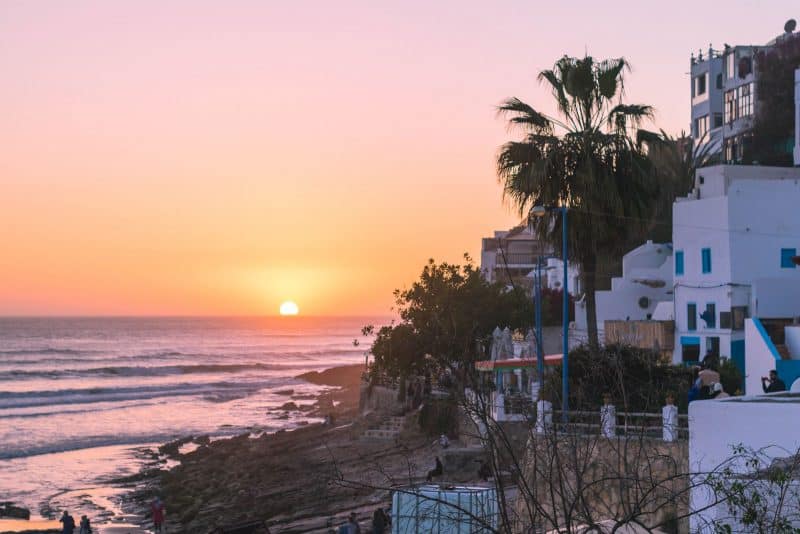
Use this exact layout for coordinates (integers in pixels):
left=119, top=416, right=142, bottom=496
left=59, top=511, right=76, bottom=534
left=762, top=369, right=787, bottom=393
left=371, top=507, right=389, bottom=534
left=426, top=456, right=443, bottom=483
left=477, top=459, right=492, bottom=481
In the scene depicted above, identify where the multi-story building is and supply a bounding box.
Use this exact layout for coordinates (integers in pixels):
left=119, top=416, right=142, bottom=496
left=671, top=165, right=800, bottom=368
left=689, top=23, right=799, bottom=163
left=479, top=224, right=579, bottom=295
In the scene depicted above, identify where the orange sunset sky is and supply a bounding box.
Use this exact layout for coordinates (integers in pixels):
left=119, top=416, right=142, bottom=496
left=1, top=1, right=794, bottom=316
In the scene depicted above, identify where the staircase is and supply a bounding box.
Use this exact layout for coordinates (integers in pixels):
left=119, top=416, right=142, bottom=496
left=361, top=415, right=405, bottom=440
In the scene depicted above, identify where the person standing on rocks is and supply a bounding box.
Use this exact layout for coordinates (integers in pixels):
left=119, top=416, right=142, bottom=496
left=79, top=515, right=92, bottom=534
left=59, top=510, right=76, bottom=534
left=151, top=496, right=166, bottom=533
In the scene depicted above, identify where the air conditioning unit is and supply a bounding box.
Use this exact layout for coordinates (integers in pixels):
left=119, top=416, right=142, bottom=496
left=638, top=296, right=650, bottom=309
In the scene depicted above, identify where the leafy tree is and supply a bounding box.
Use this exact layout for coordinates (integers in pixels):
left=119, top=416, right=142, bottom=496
left=497, top=56, right=660, bottom=346
left=394, top=256, right=534, bottom=370
left=369, top=323, right=426, bottom=401
left=745, top=33, right=800, bottom=166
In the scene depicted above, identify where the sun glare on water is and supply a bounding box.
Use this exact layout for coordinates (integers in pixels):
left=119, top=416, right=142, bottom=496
left=279, top=301, right=299, bottom=316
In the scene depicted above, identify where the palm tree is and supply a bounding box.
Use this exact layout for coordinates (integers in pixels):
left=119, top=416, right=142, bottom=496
left=497, top=55, right=659, bottom=347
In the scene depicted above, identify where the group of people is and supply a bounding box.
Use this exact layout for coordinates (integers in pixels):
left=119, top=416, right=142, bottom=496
left=58, top=511, right=91, bottom=534
left=688, top=351, right=789, bottom=404
left=687, top=352, right=731, bottom=403
left=57, top=497, right=164, bottom=534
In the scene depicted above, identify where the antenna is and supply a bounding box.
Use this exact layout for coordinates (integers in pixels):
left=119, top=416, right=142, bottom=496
left=785, top=19, right=797, bottom=33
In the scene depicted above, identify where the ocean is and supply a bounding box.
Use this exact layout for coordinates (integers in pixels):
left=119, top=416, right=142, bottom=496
left=0, top=316, right=378, bottom=526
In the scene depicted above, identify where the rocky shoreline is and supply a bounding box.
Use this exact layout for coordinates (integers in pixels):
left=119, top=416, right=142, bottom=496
left=118, top=363, right=421, bottom=532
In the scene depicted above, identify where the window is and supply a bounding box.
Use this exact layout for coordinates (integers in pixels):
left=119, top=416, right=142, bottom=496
left=731, top=306, right=748, bottom=330
left=694, top=115, right=709, bottom=139
left=703, top=303, right=716, bottom=328
left=675, top=250, right=684, bottom=276
left=701, top=248, right=712, bottom=273
left=716, top=73, right=723, bottom=89
left=695, top=73, right=707, bottom=96
left=706, top=336, right=720, bottom=357
left=682, top=341, right=700, bottom=363
left=724, top=89, right=736, bottom=123
left=713, top=113, right=723, bottom=129
left=688, top=303, right=697, bottom=331
left=720, top=311, right=732, bottom=329
left=737, top=83, right=753, bottom=118
left=781, top=248, right=797, bottom=268
left=726, top=52, right=736, bottom=80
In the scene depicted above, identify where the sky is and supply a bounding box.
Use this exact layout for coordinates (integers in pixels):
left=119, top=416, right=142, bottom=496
left=1, top=1, right=796, bottom=316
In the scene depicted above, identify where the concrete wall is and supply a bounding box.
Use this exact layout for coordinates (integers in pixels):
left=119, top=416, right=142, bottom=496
left=359, top=385, right=404, bottom=414
left=516, top=436, right=689, bottom=532
left=689, top=393, right=800, bottom=532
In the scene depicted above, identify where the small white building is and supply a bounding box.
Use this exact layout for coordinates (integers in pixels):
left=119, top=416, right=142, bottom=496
left=574, top=241, right=673, bottom=341
left=672, top=165, right=800, bottom=370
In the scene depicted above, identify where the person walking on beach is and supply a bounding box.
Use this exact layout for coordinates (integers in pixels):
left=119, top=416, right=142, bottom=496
left=79, top=515, right=92, bottom=534
left=60, top=511, right=76, bottom=534
left=151, top=496, right=166, bottom=533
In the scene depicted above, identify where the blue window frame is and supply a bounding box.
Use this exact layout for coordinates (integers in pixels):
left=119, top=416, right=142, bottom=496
left=687, top=303, right=697, bottom=331
left=781, top=248, right=797, bottom=269
left=701, top=248, right=712, bottom=274
left=703, top=303, right=716, bottom=328
left=675, top=251, right=684, bottom=276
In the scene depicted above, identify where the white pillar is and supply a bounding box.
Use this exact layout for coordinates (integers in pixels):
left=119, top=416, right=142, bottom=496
left=494, top=392, right=505, bottom=422
left=662, top=403, right=679, bottom=442
left=600, top=403, right=616, bottom=438
left=795, top=68, right=800, bottom=166
left=535, top=399, right=553, bottom=434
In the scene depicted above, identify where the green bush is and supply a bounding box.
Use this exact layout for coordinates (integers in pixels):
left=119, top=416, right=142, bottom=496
left=543, top=343, right=694, bottom=412
left=418, top=398, right=460, bottom=437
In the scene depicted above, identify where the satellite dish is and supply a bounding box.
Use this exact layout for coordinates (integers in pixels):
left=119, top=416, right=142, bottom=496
left=785, top=19, right=797, bottom=33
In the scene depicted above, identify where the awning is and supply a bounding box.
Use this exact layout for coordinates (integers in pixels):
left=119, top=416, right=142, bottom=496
left=475, top=355, right=562, bottom=372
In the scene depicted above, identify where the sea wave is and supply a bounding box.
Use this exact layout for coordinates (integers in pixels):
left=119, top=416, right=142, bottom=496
left=0, top=380, right=277, bottom=410
left=0, top=362, right=331, bottom=380
left=0, top=348, right=362, bottom=368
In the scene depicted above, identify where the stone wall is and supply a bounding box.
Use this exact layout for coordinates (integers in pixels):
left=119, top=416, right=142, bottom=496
left=515, top=434, right=690, bottom=533
left=359, top=384, right=404, bottom=414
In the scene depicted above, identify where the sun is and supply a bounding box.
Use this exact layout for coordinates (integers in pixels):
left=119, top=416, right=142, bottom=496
left=279, top=301, right=299, bottom=316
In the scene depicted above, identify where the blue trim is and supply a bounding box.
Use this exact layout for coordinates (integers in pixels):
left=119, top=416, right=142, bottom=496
left=675, top=250, right=684, bottom=276
left=681, top=336, right=701, bottom=345
left=701, top=248, right=712, bottom=274
left=752, top=317, right=781, bottom=361
left=687, top=302, right=697, bottom=331
left=731, top=339, right=745, bottom=376
left=781, top=248, right=797, bottom=269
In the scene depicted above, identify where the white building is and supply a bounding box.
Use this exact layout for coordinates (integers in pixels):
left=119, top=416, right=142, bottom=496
left=672, top=165, right=800, bottom=370
left=574, top=241, right=673, bottom=340
left=689, top=393, right=800, bottom=532
left=480, top=224, right=580, bottom=296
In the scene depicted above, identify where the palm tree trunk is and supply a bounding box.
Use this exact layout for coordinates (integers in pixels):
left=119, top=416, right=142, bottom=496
left=583, top=253, right=600, bottom=348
